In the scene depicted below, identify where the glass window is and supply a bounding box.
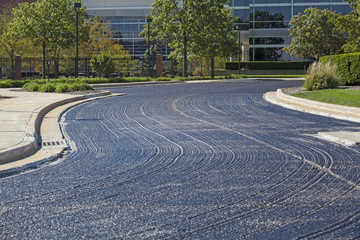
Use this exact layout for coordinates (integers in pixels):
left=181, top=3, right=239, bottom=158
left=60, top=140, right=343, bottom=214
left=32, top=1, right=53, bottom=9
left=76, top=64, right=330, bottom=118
left=250, top=48, right=283, bottom=61
left=233, top=0, right=250, bottom=6
left=332, top=5, right=352, bottom=14
left=293, top=0, right=331, bottom=2
left=251, top=6, right=291, bottom=21
left=250, top=37, right=285, bottom=44
left=255, top=0, right=290, bottom=3
left=234, top=9, right=249, bottom=22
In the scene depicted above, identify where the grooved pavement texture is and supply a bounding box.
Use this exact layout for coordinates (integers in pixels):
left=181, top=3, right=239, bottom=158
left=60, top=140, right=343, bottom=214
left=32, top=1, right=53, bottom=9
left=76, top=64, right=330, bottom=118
left=1, top=80, right=360, bottom=239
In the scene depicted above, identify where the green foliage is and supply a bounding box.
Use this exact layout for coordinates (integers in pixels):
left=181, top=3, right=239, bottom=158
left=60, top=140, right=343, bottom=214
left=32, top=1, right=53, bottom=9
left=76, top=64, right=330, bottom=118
left=0, top=80, right=15, bottom=88
left=304, top=61, right=339, bottom=91
left=90, top=54, right=115, bottom=77
left=283, top=7, right=345, bottom=60
left=225, top=74, right=243, bottom=79
left=55, top=83, right=69, bottom=93
left=68, top=82, right=93, bottom=91
left=190, top=0, right=238, bottom=78
left=156, top=77, right=172, bottom=81
left=38, top=82, right=56, bottom=92
left=143, top=0, right=236, bottom=77
left=23, top=80, right=93, bottom=92
left=22, top=82, right=39, bottom=91
left=320, top=53, right=360, bottom=85
left=140, top=46, right=157, bottom=77
left=225, top=61, right=312, bottom=70
left=8, top=0, right=88, bottom=78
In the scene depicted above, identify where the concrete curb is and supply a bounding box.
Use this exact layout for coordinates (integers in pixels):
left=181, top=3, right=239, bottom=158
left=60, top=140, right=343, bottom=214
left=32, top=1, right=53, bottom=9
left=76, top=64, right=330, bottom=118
left=264, top=89, right=360, bottom=123
left=0, top=90, right=111, bottom=164
left=91, top=80, right=183, bottom=88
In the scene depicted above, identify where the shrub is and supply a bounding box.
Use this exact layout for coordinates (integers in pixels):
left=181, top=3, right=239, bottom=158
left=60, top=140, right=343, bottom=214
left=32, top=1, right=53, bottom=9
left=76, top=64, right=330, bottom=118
left=156, top=77, right=172, bottom=82
left=90, top=54, right=115, bottom=77
left=320, top=53, right=360, bottom=85
left=39, top=82, right=56, bottom=92
left=23, top=82, right=40, bottom=91
left=225, top=61, right=312, bottom=70
left=225, top=74, right=243, bottom=79
left=55, top=83, right=70, bottom=93
left=0, top=80, right=14, bottom=88
left=68, top=83, right=93, bottom=91
left=304, top=62, right=339, bottom=91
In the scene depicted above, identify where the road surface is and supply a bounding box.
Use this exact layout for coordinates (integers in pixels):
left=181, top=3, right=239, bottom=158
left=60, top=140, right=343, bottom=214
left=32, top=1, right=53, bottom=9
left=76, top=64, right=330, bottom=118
left=1, top=80, right=360, bottom=239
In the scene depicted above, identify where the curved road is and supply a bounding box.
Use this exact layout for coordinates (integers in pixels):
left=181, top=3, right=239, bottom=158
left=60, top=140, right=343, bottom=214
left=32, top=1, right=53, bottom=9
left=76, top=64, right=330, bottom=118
left=1, top=80, right=360, bottom=239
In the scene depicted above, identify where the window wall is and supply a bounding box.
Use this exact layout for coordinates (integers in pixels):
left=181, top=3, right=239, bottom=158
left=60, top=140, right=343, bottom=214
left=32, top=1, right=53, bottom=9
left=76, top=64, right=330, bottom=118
left=83, top=0, right=352, bottom=61
left=245, top=0, right=352, bottom=61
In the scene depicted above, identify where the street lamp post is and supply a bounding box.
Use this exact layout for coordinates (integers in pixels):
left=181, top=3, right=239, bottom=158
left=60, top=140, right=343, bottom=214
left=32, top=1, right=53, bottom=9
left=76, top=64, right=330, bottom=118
left=146, top=18, right=152, bottom=81
left=74, top=2, right=81, bottom=78
left=236, top=25, right=241, bottom=75
left=47, top=60, right=51, bottom=80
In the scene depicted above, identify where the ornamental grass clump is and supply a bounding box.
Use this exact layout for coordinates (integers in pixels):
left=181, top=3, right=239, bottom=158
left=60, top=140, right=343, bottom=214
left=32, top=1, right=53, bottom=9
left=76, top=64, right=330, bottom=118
left=304, top=61, right=339, bottom=91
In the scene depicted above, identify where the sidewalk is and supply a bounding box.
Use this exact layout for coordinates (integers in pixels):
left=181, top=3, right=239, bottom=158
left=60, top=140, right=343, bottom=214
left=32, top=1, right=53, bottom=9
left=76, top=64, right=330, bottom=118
left=0, top=88, right=114, bottom=175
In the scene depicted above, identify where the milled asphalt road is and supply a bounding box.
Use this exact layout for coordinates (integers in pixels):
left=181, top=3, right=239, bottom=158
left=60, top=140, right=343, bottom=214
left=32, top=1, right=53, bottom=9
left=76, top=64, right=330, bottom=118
left=1, top=80, right=360, bottom=239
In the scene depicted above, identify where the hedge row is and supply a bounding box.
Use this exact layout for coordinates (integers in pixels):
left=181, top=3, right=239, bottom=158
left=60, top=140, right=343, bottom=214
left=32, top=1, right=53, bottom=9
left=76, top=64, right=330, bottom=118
left=320, top=53, right=360, bottom=85
left=225, top=61, right=312, bottom=70
left=0, top=75, right=235, bottom=89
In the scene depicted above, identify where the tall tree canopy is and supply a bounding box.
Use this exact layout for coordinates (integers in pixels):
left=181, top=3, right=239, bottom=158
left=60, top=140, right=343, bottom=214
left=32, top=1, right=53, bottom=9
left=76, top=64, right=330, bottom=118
left=191, top=0, right=237, bottom=78
left=143, top=0, right=194, bottom=77
left=141, top=0, right=236, bottom=77
left=8, top=0, right=87, bottom=78
left=337, top=0, right=360, bottom=52
left=283, top=7, right=346, bottom=60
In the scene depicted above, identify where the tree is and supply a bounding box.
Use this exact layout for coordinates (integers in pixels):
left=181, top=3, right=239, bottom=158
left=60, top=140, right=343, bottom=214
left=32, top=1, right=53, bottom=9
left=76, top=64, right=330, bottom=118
left=283, top=7, right=346, bottom=60
left=8, top=0, right=87, bottom=78
left=90, top=54, right=115, bottom=77
left=141, top=0, right=195, bottom=77
left=140, top=46, right=157, bottom=78
left=335, top=0, right=360, bottom=53
left=191, top=0, right=237, bottom=78
left=0, top=4, right=31, bottom=78
left=142, top=0, right=236, bottom=78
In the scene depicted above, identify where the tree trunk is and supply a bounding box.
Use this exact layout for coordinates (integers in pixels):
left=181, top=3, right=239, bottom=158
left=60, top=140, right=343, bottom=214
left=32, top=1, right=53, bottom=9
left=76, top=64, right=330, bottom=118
left=42, top=40, right=46, bottom=79
left=211, top=56, right=215, bottom=79
left=10, top=50, right=15, bottom=80
left=183, top=35, right=187, bottom=77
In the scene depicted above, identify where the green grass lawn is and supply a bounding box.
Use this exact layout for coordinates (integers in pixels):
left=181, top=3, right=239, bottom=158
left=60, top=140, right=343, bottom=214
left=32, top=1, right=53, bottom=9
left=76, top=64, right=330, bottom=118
left=292, top=89, right=360, bottom=108
left=244, top=75, right=305, bottom=78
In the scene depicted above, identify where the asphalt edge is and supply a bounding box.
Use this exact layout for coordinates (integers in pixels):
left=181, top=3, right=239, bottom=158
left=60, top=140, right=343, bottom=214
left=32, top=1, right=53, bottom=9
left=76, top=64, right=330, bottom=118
left=0, top=90, right=111, bottom=165
left=264, top=88, right=360, bottom=123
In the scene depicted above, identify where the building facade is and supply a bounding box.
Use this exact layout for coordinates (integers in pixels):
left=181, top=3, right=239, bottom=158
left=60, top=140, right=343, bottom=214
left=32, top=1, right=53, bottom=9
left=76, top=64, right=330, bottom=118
left=83, top=0, right=164, bottom=59
left=83, top=0, right=352, bottom=61
left=234, top=0, right=352, bottom=61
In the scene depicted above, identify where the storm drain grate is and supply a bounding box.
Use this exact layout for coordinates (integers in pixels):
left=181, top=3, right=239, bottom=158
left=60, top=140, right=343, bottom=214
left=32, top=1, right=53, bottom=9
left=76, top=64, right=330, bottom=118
left=42, top=140, right=65, bottom=147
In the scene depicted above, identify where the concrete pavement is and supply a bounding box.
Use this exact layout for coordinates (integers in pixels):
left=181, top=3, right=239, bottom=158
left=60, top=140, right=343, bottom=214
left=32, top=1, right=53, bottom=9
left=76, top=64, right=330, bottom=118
left=0, top=88, right=117, bottom=175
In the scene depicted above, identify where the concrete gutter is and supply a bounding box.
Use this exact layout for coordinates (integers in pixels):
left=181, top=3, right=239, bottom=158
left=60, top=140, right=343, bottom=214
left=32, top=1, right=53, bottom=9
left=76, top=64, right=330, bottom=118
left=0, top=91, right=124, bottom=176
left=0, top=90, right=111, bottom=165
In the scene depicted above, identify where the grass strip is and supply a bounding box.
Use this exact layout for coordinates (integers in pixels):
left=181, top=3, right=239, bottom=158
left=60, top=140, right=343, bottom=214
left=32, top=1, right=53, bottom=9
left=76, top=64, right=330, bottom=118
left=292, top=89, right=360, bottom=108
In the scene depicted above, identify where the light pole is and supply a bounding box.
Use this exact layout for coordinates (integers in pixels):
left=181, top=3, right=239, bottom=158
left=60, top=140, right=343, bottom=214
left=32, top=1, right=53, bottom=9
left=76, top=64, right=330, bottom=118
left=146, top=17, right=152, bottom=81
left=74, top=2, right=81, bottom=78
left=236, top=25, right=241, bottom=75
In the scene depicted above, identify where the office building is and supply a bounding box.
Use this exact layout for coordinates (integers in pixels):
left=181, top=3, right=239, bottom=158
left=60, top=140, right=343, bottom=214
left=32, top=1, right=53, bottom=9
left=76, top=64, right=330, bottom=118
left=83, top=0, right=352, bottom=61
